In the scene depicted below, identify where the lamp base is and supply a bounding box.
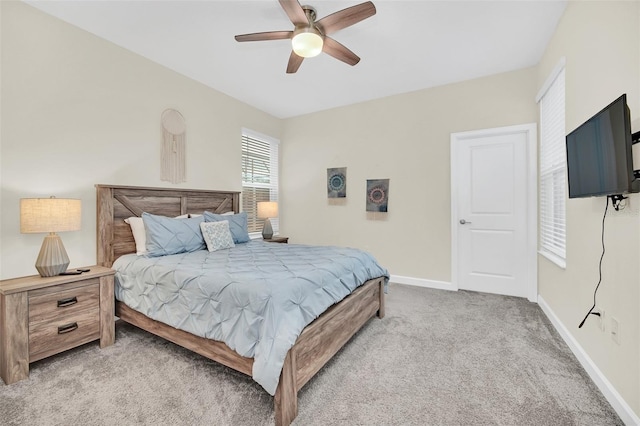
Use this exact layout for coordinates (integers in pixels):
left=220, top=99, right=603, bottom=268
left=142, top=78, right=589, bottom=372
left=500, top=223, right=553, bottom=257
left=262, top=218, right=274, bottom=240
left=35, top=233, right=70, bottom=277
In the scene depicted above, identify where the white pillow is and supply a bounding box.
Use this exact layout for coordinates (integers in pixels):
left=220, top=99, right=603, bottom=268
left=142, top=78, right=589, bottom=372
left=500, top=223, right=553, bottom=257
left=124, top=217, right=147, bottom=255
left=124, top=213, right=204, bottom=255
left=200, top=221, right=235, bottom=252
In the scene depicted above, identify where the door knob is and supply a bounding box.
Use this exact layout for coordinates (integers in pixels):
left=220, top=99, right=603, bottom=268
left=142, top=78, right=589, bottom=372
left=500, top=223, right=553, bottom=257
left=459, top=219, right=472, bottom=225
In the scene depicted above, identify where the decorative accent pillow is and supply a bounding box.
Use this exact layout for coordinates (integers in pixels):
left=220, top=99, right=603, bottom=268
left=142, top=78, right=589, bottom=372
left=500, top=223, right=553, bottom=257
left=142, top=212, right=205, bottom=257
left=124, top=217, right=148, bottom=255
left=203, top=211, right=250, bottom=244
left=200, top=221, right=235, bottom=252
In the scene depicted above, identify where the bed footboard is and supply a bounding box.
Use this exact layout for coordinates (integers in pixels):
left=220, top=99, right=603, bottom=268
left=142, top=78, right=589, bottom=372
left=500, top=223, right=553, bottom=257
left=116, top=277, right=384, bottom=426
left=274, top=277, right=385, bottom=426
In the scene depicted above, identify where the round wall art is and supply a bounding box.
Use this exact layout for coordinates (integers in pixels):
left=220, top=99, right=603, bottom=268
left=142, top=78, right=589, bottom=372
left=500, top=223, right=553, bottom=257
left=327, top=167, right=347, bottom=198
left=366, top=178, right=389, bottom=212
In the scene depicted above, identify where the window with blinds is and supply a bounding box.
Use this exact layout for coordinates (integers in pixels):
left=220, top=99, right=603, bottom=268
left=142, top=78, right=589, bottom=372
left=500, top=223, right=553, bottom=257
left=242, top=129, right=279, bottom=235
left=538, top=65, right=566, bottom=267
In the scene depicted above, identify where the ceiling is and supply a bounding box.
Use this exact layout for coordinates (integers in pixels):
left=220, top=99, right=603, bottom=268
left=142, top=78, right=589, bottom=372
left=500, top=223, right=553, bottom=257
left=24, top=0, right=567, bottom=119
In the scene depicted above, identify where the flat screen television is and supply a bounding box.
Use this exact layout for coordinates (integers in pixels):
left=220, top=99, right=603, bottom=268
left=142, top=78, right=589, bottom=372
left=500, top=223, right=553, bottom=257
left=566, top=94, right=638, bottom=198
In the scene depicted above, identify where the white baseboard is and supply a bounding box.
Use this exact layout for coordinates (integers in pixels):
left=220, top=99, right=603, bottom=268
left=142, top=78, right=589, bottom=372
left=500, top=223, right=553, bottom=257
left=538, top=295, right=640, bottom=426
left=390, top=275, right=456, bottom=292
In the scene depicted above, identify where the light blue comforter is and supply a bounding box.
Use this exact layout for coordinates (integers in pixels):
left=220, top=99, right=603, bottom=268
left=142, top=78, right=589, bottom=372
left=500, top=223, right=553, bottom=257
left=113, top=240, right=389, bottom=395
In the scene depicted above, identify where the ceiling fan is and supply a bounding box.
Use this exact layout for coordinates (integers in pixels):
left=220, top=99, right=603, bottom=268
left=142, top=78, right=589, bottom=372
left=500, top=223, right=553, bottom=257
left=234, top=0, right=376, bottom=74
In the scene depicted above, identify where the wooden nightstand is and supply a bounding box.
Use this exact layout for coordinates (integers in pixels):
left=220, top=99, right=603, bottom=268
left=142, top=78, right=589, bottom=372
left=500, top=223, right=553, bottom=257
left=263, top=236, right=289, bottom=244
left=0, top=266, right=115, bottom=385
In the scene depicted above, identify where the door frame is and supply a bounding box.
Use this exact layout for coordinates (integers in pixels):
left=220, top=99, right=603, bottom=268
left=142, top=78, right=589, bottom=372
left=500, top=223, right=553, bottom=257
left=450, top=123, right=538, bottom=302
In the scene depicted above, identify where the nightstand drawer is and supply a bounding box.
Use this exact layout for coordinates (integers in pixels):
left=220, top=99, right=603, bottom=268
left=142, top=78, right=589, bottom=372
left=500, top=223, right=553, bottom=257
left=28, top=279, right=100, bottom=324
left=28, top=279, right=101, bottom=362
left=28, top=307, right=100, bottom=362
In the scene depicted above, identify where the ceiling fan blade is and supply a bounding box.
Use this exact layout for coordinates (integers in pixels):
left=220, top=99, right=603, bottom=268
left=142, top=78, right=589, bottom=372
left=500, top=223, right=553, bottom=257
left=235, top=31, right=293, bottom=42
left=316, top=1, right=376, bottom=35
left=286, top=51, right=304, bottom=74
left=322, top=37, right=360, bottom=66
left=279, top=0, right=308, bottom=26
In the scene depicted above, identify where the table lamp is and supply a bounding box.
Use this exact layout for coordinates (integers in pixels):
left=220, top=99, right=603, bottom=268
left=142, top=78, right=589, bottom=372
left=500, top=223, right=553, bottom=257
left=257, top=201, right=278, bottom=239
left=20, top=197, right=82, bottom=277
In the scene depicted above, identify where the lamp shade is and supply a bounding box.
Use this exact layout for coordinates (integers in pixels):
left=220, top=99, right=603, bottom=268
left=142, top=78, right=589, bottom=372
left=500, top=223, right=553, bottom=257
left=20, top=197, right=82, bottom=233
left=257, top=201, right=278, bottom=219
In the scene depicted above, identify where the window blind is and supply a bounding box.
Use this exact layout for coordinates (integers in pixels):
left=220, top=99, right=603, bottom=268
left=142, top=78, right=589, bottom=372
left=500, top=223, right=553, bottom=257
left=539, top=67, right=566, bottom=265
left=242, top=130, right=279, bottom=234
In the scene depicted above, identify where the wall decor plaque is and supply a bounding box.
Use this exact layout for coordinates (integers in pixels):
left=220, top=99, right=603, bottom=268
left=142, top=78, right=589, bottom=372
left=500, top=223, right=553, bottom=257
left=327, top=167, right=347, bottom=198
left=366, top=179, right=389, bottom=212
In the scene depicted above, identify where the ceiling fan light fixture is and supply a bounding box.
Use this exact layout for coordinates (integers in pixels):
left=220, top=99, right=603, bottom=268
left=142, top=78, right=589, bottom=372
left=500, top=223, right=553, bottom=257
left=292, top=30, right=323, bottom=58
left=234, top=1, right=377, bottom=73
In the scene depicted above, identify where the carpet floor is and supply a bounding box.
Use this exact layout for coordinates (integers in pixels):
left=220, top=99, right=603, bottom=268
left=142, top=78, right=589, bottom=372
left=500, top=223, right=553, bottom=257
left=0, top=283, right=622, bottom=425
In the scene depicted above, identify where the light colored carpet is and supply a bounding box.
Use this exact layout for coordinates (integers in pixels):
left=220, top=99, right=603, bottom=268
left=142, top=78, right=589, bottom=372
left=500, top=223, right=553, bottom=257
left=0, top=283, right=622, bottom=425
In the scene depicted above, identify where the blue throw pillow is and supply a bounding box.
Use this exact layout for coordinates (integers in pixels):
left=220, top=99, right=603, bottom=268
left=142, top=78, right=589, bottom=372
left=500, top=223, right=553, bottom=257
left=203, top=211, right=250, bottom=244
left=142, top=212, right=205, bottom=257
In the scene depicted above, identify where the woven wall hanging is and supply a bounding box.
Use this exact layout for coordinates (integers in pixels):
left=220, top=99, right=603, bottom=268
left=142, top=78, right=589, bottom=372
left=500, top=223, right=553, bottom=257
left=161, top=108, right=186, bottom=183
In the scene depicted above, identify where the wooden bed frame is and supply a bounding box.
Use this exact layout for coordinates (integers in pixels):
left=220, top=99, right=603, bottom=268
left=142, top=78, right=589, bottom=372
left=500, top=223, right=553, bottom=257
left=95, top=184, right=385, bottom=426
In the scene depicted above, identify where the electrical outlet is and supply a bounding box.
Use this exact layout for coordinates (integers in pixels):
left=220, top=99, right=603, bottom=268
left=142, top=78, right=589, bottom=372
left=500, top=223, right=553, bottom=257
left=611, top=317, right=620, bottom=344
left=597, top=309, right=605, bottom=332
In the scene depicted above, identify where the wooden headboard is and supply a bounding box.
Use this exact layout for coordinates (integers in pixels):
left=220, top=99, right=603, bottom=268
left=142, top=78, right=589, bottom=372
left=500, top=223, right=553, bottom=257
left=96, top=184, right=240, bottom=267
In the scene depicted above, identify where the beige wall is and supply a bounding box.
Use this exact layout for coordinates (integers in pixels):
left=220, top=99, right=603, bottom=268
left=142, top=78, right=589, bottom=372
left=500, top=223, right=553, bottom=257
left=0, top=1, right=281, bottom=279
left=281, top=68, right=538, bottom=282
left=537, top=1, right=639, bottom=417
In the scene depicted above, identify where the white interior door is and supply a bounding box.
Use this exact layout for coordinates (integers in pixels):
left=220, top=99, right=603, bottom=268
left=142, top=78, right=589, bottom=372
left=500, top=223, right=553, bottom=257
left=451, top=124, right=537, bottom=300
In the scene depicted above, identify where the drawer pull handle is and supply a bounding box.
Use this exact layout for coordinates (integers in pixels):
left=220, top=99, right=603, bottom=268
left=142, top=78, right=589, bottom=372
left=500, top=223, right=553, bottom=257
left=58, top=322, right=78, bottom=334
left=57, top=297, right=78, bottom=308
